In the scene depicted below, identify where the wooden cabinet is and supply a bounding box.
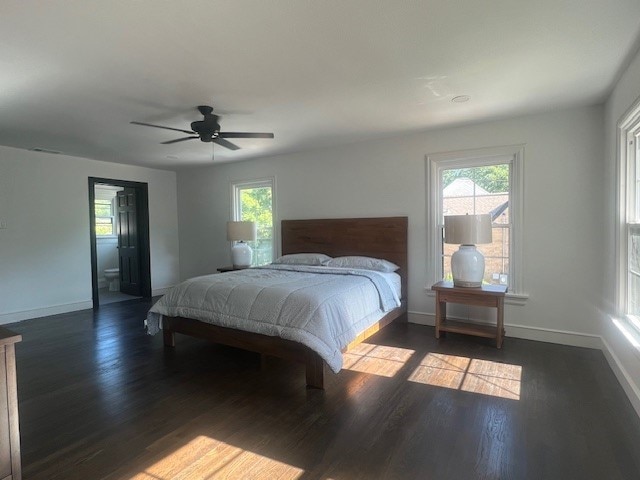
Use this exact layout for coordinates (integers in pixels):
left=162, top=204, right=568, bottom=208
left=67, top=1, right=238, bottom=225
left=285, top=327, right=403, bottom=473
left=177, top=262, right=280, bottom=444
left=0, top=327, right=21, bottom=480
left=431, top=281, right=507, bottom=348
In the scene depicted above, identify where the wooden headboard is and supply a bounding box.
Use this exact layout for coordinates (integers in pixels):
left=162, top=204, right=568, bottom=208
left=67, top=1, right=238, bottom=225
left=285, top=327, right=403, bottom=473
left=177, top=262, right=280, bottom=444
left=281, top=217, right=408, bottom=300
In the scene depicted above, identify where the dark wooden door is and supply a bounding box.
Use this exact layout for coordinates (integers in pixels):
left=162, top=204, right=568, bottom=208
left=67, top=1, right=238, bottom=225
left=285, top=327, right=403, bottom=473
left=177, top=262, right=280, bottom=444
left=117, top=188, right=141, bottom=296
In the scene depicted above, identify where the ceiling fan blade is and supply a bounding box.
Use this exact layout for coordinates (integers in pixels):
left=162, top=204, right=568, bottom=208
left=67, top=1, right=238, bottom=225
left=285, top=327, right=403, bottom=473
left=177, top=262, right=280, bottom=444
left=218, top=132, right=274, bottom=139
left=130, top=121, right=195, bottom=135
left=213, top=137, right=241, bottom=150
left=161, top=136, right=199, bottom=144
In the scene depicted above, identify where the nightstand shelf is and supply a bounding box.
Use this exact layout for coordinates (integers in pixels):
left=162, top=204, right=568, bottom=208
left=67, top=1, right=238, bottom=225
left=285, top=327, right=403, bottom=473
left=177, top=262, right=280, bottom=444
left=431, top=281, right=507, bottom=348
left=437, top=319, right=498, bottom=338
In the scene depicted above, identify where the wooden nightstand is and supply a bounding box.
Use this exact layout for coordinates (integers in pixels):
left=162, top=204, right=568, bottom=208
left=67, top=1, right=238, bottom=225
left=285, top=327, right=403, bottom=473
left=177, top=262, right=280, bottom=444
left=431, top=281, right=508, bottom=348
left=216, top=266, right=249, bottom=273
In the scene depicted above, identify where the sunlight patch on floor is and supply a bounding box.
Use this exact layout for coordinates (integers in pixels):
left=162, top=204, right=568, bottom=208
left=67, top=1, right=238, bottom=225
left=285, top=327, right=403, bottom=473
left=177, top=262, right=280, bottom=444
left=128, top=435, right=304, bottom=480
left=343, top=342, right=415, bottom=377
left=408, top=353, right=522, bottom=400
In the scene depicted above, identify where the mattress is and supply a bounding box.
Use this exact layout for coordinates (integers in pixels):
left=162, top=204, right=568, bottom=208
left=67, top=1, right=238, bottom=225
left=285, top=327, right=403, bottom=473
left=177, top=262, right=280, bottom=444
left=146, top=265, right=401, bottom=372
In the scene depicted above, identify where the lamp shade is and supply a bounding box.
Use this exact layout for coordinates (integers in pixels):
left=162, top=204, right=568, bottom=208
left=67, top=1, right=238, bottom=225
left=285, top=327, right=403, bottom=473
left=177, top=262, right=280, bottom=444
left=444, top=214, right=492, bottom=245
left=226, top=221, right=257, bottom=242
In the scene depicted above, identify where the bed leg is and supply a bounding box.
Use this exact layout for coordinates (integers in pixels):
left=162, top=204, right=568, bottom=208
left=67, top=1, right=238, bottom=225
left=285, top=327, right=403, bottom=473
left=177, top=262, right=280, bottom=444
left=305, top=355, right=324, bottom=389
left=163, top=329, right=175, bottom=347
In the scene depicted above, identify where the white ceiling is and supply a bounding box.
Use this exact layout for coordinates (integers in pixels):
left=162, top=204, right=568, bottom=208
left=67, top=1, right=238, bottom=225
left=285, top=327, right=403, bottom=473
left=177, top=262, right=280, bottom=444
left=2, top=1, right=639, bottom=170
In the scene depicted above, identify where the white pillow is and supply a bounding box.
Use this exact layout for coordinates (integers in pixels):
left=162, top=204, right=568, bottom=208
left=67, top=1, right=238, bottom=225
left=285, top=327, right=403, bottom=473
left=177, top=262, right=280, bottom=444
left=273, top=253, right=332, bottom=266
left=325, top=256, right=399, bottom=272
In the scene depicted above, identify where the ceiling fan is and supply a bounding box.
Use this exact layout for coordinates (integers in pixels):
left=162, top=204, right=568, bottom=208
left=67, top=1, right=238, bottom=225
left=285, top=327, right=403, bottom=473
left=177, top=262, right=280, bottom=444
left=130, top=105, right=274, bottom=152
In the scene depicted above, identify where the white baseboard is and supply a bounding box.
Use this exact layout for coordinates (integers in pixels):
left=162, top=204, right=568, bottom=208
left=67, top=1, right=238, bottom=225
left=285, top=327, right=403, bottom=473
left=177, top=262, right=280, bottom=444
left=600, top=337, right=640, bottom=418
left=407, top=311, right=602, bottom=349
left=503, top=323, right=602, bottom=349
left=407, top=311, right=434, bottom=326
left=0, top=300, right=94, bottom=325
left=1, top=287, right=173, bottom=325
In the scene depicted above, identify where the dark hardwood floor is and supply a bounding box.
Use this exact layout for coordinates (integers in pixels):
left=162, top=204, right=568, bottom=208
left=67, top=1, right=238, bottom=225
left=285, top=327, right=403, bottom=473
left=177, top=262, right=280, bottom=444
left=7, top=298, right=640, bottom=479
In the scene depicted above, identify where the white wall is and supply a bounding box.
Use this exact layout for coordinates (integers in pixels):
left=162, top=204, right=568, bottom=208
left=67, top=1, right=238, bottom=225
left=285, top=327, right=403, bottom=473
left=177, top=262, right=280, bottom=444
left=0, top=145, right=180, bottom=323
left=603, top=45, right=640, bottom=415
left=178, top=105, right=605, bottom=346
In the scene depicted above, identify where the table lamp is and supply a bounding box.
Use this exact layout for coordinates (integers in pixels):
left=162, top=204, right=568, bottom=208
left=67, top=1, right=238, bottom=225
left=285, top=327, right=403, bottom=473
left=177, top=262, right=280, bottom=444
left=444, top=214, right=492, bottom=287
left=227, top=221, right=257, bottom=268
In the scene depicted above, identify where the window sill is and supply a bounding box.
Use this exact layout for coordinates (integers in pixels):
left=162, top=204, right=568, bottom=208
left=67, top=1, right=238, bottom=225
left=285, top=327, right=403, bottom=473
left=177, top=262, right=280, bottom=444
left=424, top=286, right=529, bottom=306
left=627, top=315, right=640, bottom=336
left=96, top=235, right=118, bottom=243
left=624, top=315, right=640, bottom=340
left=612, top=316, right=640, bottom=360
left=504, top=292, right=529, bottom=306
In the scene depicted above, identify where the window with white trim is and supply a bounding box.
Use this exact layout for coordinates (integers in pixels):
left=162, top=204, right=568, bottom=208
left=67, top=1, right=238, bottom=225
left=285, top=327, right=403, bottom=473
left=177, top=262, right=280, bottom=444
left=231, top=178, right=276, bottom=266
left=617, top=101, right=640, bottom=331
left=94, top=185, right=123, bottom=237
left=426, top=146, right=524, bottom=295
left=95, top=198, right=115, bottom=236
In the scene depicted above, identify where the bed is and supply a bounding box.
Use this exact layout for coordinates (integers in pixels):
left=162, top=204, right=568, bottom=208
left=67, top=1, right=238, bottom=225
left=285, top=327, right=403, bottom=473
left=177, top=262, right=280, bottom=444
left=147, top=216, right=408, bottom=389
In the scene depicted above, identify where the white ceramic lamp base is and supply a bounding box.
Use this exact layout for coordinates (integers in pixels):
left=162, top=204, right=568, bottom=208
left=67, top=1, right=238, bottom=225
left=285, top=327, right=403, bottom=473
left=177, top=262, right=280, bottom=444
left=231, top=241, right=253, bottom=268
left=451, top=244, right=485, bottom=287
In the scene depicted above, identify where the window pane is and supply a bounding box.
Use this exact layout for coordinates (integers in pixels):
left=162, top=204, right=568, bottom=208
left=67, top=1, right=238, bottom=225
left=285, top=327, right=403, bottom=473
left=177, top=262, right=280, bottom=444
left=629, top=271, right=640, bottom=316
left=96, top=220, right=113, bottom=236
left=629, top=228, right=640, bottom=315
left=635, top=136, right=640, bottom=222
left=479, top=227, right=510, bottom=286
left=441, top=164, right=511, bottom=286
left=238, top=186, right=273, bottom=266
left=95, top=200, right=112, bottom=217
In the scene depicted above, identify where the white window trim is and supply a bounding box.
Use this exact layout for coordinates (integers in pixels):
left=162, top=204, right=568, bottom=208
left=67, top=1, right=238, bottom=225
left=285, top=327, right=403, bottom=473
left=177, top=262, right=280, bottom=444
left=425, top=145, right=526, bottom=301
left=94, top=185, right=121, bottom=238
left=230, top=176, right=278, bottom=262
left=616, top=96, right=640, bottom=325
left=95, top=198, right=118, bottom=238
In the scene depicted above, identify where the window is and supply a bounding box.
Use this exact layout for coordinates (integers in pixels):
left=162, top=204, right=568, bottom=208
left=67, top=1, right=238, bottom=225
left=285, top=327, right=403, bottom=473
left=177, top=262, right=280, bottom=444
left=426, top=145, right=524, bottom=296
left=231, top=178, right=276, bottom=266
left=442, top=164, right=510, bottom=286
left=95, top=198, right=115, bottom=236
left=617, top=100, right=640, bottom=329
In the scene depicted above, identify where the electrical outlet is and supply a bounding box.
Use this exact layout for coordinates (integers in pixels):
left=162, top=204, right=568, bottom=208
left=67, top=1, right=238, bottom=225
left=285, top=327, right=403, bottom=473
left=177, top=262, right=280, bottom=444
left=0, top=220, right=7, bottom=229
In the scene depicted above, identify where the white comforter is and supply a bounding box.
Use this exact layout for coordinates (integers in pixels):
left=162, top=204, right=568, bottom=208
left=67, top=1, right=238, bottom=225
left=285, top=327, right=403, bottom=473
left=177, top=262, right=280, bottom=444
left=146, top=265, right=401, bottom=372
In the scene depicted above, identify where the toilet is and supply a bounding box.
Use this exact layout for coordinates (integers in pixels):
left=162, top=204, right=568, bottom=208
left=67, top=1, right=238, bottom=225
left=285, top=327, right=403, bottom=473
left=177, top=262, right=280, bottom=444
left=104, top=268, right=120, bottom=292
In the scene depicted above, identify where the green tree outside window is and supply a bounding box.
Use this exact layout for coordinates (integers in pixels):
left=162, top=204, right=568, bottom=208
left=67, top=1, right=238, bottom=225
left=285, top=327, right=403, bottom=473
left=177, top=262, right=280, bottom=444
left=239, top=186, right=273, bottom=266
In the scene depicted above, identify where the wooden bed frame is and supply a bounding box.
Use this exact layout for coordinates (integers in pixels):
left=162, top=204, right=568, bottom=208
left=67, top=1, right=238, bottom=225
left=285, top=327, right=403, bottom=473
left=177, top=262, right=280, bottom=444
left=162, top=216, right=408, bottom=389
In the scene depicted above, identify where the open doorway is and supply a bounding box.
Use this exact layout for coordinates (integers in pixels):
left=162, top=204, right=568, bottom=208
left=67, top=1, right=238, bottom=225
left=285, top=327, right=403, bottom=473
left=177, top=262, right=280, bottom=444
left=88, top=177, right=152, bottom=308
